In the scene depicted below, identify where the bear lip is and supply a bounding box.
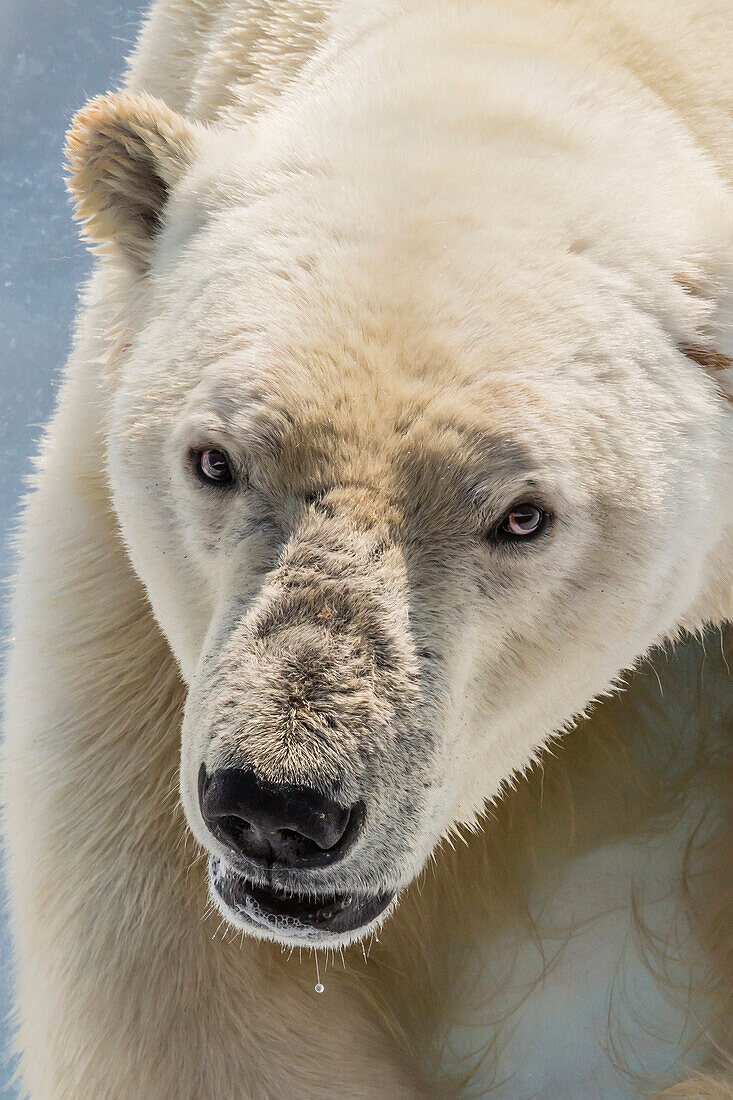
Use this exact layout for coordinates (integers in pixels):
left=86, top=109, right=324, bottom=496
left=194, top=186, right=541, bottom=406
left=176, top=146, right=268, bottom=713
left=210, top=857, right=395, bottom=936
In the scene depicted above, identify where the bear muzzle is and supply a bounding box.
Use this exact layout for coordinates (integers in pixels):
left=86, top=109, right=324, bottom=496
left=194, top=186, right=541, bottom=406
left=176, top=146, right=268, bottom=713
left=197, top=764, right=392, bottom=942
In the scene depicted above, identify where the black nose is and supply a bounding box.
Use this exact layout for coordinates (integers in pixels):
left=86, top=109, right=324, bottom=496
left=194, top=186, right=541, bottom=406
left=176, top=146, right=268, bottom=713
left=198, top=766, right=365, bottom=869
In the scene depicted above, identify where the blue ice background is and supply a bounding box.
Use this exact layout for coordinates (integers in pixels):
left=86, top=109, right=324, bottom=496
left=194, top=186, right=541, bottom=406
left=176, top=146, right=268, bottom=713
left=0, top=3, right=145, bottom=1093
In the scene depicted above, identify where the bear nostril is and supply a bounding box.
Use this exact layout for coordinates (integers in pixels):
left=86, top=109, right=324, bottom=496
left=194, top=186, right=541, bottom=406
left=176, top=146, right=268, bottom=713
left=199, top=766, right=365, bottom=870
left=218, top=816, right=252, bottom=852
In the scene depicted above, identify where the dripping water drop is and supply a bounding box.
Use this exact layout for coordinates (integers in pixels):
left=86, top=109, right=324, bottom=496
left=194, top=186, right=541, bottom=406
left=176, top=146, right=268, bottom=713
left=314, top=952, right=325, bottom=994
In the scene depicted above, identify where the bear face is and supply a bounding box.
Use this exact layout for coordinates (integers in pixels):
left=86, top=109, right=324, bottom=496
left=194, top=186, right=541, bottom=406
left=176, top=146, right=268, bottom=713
left=65, top=89, right=732, bottom=947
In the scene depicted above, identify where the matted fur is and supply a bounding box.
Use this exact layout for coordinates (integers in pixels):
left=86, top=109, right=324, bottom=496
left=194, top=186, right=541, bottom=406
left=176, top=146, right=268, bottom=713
left=3, top=0, right=733, bottom=1096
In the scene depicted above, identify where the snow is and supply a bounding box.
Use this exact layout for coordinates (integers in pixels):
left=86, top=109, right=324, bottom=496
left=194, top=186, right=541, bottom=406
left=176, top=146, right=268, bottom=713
left=0, top=3, right=145, bottom=1093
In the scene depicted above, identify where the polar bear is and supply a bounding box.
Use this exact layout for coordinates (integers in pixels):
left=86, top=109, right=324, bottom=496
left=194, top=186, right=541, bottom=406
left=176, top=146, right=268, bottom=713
left=3, top=0, right=733, bottom=1096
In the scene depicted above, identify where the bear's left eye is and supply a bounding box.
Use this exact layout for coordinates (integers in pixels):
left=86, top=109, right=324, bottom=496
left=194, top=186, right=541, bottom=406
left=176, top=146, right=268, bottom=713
left=192, top=448, right=235, bottom=487
left=496, top=504, right=549, bottom=540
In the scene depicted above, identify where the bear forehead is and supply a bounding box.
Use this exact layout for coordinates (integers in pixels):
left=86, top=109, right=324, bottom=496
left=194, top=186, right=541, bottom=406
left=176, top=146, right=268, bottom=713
left=171, top=365, right=555, bottom=511
left=116, top=294, right=576, bottom=510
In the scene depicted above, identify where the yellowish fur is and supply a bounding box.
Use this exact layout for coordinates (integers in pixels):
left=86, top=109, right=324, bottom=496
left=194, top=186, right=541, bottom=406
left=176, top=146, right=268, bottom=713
left=3, top=1, right=732, bottom=1096
left=352, top=631, right=732, bottom=1095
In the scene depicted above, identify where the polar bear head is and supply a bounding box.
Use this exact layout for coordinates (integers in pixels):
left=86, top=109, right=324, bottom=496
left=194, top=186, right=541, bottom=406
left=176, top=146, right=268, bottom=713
left=66, top=89, right=733, bottom=947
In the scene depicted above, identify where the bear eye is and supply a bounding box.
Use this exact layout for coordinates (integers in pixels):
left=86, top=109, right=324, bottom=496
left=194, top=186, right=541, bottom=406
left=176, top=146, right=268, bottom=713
left=497, top=504, right=549, bottom=540
left=193, top=448, right=235, bottom=487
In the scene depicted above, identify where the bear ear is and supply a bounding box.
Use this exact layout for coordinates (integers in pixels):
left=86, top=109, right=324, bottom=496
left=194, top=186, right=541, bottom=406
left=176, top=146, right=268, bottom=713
left=65, top=91, right=201, bottom=270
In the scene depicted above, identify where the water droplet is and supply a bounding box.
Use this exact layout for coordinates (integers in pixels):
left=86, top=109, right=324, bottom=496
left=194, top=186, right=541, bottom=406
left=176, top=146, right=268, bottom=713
left=313, top=952, right=325, bottom=994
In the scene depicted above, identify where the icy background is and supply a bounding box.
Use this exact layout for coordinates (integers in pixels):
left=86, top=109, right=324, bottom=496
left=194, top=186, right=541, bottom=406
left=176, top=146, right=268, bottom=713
left=0, top=2, right=145, bottom=1093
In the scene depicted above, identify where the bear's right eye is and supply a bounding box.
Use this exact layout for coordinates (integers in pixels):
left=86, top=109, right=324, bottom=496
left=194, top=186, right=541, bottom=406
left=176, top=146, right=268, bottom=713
left=192, top=448, right=235, bottom=487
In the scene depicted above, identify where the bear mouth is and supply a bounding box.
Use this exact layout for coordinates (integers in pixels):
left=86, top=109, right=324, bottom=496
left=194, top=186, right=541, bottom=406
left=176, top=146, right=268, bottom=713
left=209, top=857, right=396, bottom=941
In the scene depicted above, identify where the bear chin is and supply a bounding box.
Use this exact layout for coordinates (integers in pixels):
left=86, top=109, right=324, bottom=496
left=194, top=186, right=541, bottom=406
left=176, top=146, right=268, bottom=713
left=208, top=856, right=398, bottom=947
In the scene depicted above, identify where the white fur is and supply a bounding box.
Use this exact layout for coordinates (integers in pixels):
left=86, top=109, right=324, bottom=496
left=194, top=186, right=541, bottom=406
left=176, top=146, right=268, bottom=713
left=3, top=0, right=733, bottom=1095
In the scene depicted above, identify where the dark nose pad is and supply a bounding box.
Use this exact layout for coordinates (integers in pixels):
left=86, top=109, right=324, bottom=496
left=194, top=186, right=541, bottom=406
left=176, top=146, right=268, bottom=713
left=198, top=765, right=365, bottom=869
